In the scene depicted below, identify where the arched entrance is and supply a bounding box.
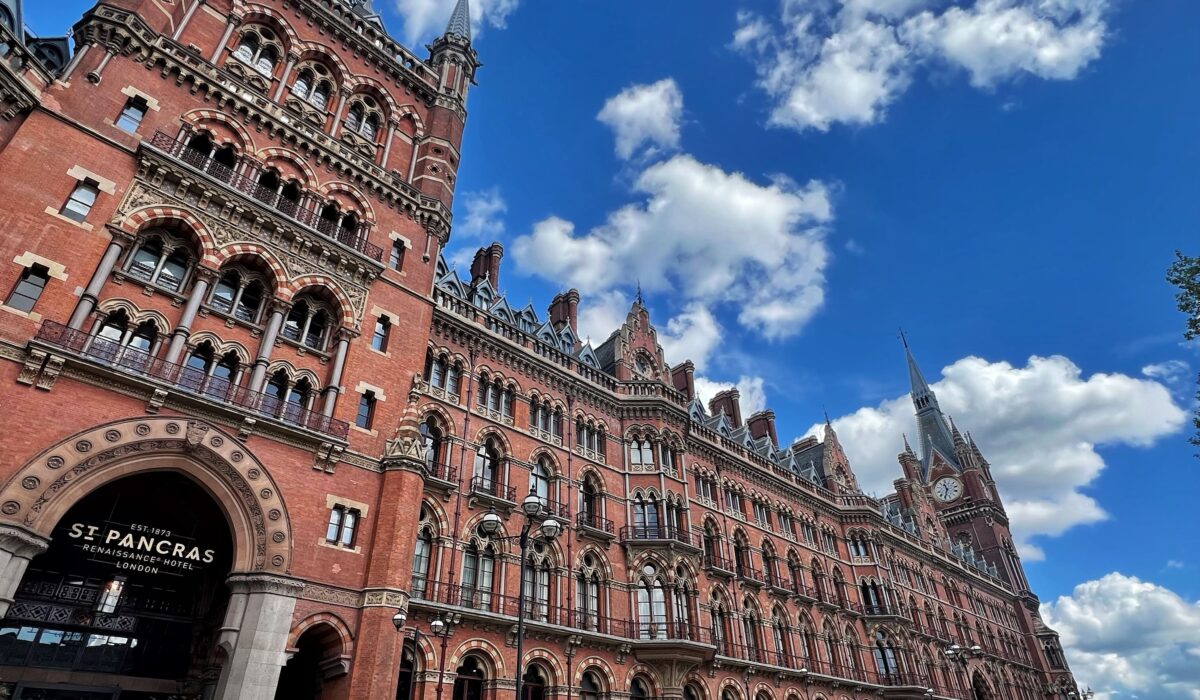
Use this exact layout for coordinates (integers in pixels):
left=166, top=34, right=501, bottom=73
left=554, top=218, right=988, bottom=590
left=452, top=656, right=486, bottom=700
left=275, top=622, right=349, bottom=699
left=971, top=672, right=994, bottom=700
left=0, top=418, right=299, bottom=700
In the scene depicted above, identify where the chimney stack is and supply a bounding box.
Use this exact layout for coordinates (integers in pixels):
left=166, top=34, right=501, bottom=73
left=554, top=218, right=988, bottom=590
left=548, top=289, right=580, bottom=335
left=708, top=389, right=743, bottom=428
left=470, top=242, right=505, bottom=287
left=791, top=436, right=819, bottom=454
left=671, top=361, right=696, bottom=400
left=747, top=409, right=778, bottom=447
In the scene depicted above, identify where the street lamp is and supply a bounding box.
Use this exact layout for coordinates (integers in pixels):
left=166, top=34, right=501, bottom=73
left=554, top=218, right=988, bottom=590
left=944, top=644, right=983, bottom=700
left=478, top=490, right=562, bottom=700
left=393, top=609, right=452, bottom=700
left=1067, top=688, right=1094, bottom=700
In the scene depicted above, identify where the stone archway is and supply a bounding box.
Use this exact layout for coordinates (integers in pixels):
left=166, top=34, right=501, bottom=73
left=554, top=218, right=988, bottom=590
left=0, top=416, right=301, bottom=700
left=971, top=671, right=995, bottom=700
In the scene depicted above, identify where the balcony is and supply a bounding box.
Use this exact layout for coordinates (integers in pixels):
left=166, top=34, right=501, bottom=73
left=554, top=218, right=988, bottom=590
left=619, top=525, right=701, bottom=552
left=145, top=131, right=383, bottom=262
left=468, top=476, right=517, bottom=509
left=736, top=564, right=767, bottom=588
left=421, top=460, right=458, bottom=495
left=861, top=602, right=907, bottom=622
left=410, top=580, right=636, bottom=638
left=576, top=512, right=616, bottom=540
left=764, top=571, right=794, bottom=596
left=33, top=321, right=349, bottom=439
left=703, top=552, right=736, bottom=578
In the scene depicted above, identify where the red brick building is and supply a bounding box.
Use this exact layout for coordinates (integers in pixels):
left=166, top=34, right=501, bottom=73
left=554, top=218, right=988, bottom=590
left=0, top=1, right=1081, bottom=699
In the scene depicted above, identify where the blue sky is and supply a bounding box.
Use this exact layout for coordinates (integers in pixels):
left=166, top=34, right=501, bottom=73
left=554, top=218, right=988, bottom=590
left=29, top=2, right=1200, bottom=697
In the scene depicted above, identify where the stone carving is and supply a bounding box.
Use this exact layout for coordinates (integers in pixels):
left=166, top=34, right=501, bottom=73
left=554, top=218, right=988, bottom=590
left=16, top=348, right=46, bottom=385
left=35, top=355, right=65, bottom=391
left=20, top=477, right=39, bottom=491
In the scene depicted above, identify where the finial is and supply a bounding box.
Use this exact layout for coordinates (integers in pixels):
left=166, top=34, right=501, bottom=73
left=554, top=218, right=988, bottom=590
left=635, top=281, right=644, bottom=306
left=902, top=433, right=914, bottom=454
left=824, top=406, right=831, bottom=425
left=899, top=327, right=909, bottom=349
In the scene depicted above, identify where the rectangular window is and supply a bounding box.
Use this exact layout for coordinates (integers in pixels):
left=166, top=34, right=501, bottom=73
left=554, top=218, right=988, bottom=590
left=371, top=316, right=391, bottom=352
left=115, top=96, right=148, bottom=132
left=61, top=180, right=100, bottom=222
left=356, top=391, right=376, bottom=429
left=389, top=240, right=405, bottom=271
left=6, top=264, right=49, bottom=313
left=325, top=505, right=360, bottom=547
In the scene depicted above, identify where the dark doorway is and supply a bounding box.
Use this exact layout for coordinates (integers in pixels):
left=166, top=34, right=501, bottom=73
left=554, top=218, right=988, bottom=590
left=274, top=623, right=347, bottom=700
left=0, top=472, right=234, bottom=693
left=452, top=656, right=485, bottom=700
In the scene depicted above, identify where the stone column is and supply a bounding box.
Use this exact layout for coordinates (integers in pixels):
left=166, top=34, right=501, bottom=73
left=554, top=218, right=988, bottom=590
left=173, top=0, right=205, bottom=41
left=0, top=526, right=49, bottom=618
left=273, top=53, right=299, bottom=101
left=321, top=330, right=351, bottom=416
left=213, top=573, right=303, bottom=700
left=210, top=13, right=242, bottom=64
left=329, top=87, right=350, bottom=137
left=381, top=119, right=398, bottom=168
left=164, top=267, right=216, bottom=365
left=68, top=235, right=128, bottom=329
left=247, top=300, right=288, bottom=393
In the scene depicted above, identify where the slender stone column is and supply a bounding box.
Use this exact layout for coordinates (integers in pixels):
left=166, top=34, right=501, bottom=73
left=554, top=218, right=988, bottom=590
left=273, top=53, right=298, bottom=101
left=210, top=13, right=242, bottom=64
left=0, top=526, right=50, bottom=618
left=173, top=0, right=205, bottom=41
left=329, top=87, right=350, bottom=137
left=164, top=268, right=216, bottom=365
left=247, top=300, right=288, bottom=393
left=69, top=235, right=128, bottom=329
left=212, top=573, right=303, bottom=700
left=321, top=331, right=352, bottom=416
left=381, top=119, right=398, bottom=168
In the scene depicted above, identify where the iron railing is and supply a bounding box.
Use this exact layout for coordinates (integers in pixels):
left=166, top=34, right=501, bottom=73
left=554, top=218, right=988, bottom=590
left=576, top=512, right=615, bottom=534
left=35, top=321, right=350, bottom=438
left=468, top=476, right=517, bottom=503
left=147, top=130, right=384, bottom=261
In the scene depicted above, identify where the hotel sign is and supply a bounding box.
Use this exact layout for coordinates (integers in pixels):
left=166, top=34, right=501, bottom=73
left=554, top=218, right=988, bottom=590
left=67, top=521, right=218, bottom=577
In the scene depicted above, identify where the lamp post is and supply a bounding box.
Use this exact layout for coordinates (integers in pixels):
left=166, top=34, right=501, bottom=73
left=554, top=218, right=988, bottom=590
left=943, top=644, right=982, bottom=700
left=1067, top=688, right=1095, bottom=700
left=479, top=489, right=562, bottom=700
left=393, top=609, right=450, bottom=700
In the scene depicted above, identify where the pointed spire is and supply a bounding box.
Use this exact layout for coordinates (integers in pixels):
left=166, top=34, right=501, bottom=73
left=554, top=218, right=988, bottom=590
left=445, top=0, right=472, bottom=41
left=905, top=335, right=938, bottom=413
left=902, top=433, right=915, bottom=456
left=949, top=416, right=965, bottom=446
left=635, top=281, right=644, bottom=306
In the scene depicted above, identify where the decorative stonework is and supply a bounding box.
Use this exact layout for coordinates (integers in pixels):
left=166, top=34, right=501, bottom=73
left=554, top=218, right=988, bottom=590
left=0, top=417, right=294, bottom=574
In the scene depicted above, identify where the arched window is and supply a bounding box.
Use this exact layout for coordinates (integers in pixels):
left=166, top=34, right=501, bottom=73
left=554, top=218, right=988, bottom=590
left=733, top=533, right=752, bottom=578
left=702, top=522, right=721, bottom=562
left=580, top=672, right=602, bottom=700
left=412, top=518, right=434, bottom=599
left=711, top=596, right=730, bottom=655
left=473, top=438, right=501, bottom=490
left=843, top=626, right=861, bottom=673
left=673, top=566, right=692, bottom=636
left=397, top=641, right=418, bottom=700
left=420, top=417, right=445, bottom=472
left=292, top=68, right=312, bottom=99
left=460, top=540, right=496, bottom=611
left=282, top=295, right=334, bottom=351
left=788, top=552, right=806, bottom=595
left=346, top=103, right=364, bottom=133
left=232, top=27, right=280, bottom=77
left=743, top=604, right=761, bottom=660
left=126, top=232, right=194, bottom=292
left=873, top=631, right=900, bottom=682
left=630, top=678, right=650, bottom=700
left=762, top=542, right=778, bottom=587
left=521, top=665, right=547, bottom=700
left=580, top=474, right=601, bottom=524
left=452, top=656, right=485, bottom=700
left=523, top=549, right=552, bottom=622
left=636, top=564, right=667, bottom=640
left=576, top=554, right=602, bottom=631
left=772, top=610, right=791, bottom=666
left=823, top=625, right=839, bottom=670
left=633, top=494, right=660, bottom=537
left=684, top=685, right=702, bottom=700
left=529, top=459, right=551, bottom=506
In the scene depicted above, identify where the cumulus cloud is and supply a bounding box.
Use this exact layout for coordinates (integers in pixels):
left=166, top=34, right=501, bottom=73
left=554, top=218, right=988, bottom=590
left=511, top=154, right=833, bottom=340
left=734, top=0, right=1112, bottom=132
left=1042, top=573, right=1200, bottom=699
left=393, top=0, right=519, bottom=45
left=658, top=304, right=722, bottom=372
left=695, top=375, right=768, bottom=417
left=456, top=188, right=507, bottom=240
left=597, top=79, right=685, bottom=162
left=814, top=355, right=1185, bottom=557
left=576, top=290, right=631, bottom=347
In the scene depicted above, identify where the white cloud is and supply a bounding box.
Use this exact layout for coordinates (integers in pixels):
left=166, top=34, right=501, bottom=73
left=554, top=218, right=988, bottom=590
left=815, top=355, right=1185, bottom=557
left=1143, top=359, right=1191, bottom=383
left=735, top=0, right=1112, bottom=132
left=456, top=188, right=507, bottom=240
left=393, top=0, right=519, bottom=45
left=576, top=290, right=630, bottom=347
left=695, top=375, right=768, bottom=417
left=597, top=79, right=685, bottom=161
left=658, top=304, right=722, bottom=372
left=1167, top=560, right=1185, bottom=570
left=1042, top=573, right=1200, bottom=699
left=511, top=154, right=833, bottom=340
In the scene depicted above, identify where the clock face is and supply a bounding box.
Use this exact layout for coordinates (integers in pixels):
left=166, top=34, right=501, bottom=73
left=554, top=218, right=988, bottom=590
left=933, top=477, right=963, bottom=502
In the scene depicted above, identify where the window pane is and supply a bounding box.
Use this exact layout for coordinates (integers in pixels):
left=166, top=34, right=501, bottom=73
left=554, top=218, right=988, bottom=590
left=326, top=507, right=342, bottom=542
left=6, top=266, right=48, bottom=313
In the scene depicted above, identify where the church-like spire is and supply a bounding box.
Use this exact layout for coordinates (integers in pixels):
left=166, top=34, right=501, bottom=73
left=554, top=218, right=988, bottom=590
left=901, top=334, right=962, bottom=480
left=905, top=334, right=939, bottom=414
left=445, top=0, right=472, bottom=41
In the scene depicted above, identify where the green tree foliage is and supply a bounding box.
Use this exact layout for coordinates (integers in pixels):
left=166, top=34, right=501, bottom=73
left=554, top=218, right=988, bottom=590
left=1167, top=251, right=1200, bottom=449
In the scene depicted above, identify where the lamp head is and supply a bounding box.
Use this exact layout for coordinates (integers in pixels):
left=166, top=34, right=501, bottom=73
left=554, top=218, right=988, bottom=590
left=969, top=645, right=982, bottom=655
left=392, top=609, right=407, bottom=631
left=540, top=517, right=562, bottom=540
left=522, top=488, right=543, bottom=518
left=479, top=508, right=503, bottom=537
left=430, top=617, right=446, bottom=636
